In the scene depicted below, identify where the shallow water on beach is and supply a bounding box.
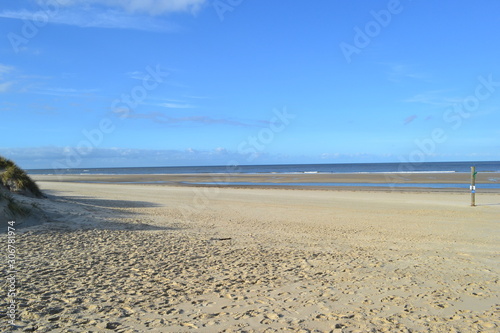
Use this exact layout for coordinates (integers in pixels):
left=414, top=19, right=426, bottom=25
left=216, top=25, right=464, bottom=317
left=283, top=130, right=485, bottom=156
left=186, top=181, right=500, bottom=189
left=28, top=161, right=500, bottom=175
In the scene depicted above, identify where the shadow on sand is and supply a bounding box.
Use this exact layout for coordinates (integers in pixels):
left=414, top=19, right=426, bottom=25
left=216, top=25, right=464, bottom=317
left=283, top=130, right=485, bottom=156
left=19, top=191, right=174, bottom=232
left=54, top=195, right=163, bottom=209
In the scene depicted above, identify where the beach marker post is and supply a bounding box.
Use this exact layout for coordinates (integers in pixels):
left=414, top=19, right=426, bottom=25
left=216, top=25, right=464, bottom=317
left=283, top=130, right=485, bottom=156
left=470, top=166, right=477, bottom=206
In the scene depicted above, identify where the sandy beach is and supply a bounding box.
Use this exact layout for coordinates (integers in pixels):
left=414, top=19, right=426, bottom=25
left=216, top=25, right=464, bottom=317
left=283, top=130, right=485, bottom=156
left=2, top=176, right=499, bottom=332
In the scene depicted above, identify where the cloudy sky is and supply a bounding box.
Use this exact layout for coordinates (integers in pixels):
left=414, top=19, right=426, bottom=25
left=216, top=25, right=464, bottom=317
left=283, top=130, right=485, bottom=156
left=1, top=0, right=500, bottom=169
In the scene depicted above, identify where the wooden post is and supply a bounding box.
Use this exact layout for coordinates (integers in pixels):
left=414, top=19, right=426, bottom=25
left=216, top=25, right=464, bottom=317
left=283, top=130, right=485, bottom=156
left=470, top=166, right=476, bottom=206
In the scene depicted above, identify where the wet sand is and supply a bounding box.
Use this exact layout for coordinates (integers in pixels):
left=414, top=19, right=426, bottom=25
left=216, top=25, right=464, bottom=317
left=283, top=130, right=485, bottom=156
left=31, top=172, right=500, bottom=191
left=2, top=178, right=499, bottom=332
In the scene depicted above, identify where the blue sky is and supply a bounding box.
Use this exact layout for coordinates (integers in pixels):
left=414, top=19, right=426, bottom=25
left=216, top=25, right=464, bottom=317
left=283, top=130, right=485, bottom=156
left=1, top=0, right=499, bottom=169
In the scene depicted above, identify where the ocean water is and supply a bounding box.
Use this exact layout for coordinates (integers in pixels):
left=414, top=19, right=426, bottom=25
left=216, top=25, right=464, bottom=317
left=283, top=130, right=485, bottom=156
left=28, top=161, right=500, bottom=175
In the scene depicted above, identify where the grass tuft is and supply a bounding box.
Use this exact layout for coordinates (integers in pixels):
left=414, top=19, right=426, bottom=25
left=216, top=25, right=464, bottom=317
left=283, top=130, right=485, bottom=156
left=0, top=156, right=44, bottom=198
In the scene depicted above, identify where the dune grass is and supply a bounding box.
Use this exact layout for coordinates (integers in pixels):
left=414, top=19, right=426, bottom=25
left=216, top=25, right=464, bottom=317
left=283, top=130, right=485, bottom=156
left=0, top=156, right=44, bottom=198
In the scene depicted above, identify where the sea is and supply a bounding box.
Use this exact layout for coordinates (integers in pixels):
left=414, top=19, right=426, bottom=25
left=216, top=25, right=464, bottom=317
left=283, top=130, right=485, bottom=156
left=27, top=161, right=500, bottom=175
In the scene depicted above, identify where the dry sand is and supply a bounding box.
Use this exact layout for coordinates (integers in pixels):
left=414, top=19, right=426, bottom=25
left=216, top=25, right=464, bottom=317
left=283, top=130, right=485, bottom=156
left=1, top=177, right=499, bottom=332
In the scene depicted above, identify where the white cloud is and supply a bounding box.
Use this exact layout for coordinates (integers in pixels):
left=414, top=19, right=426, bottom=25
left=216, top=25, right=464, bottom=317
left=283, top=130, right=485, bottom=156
left=0, top=65, right=15, bottom=93
left=0, top=82, right=14, bottom=93
left=31, top=86, right=99, bottom=97
left=0, top=64, right=14, bottom=77
left=159, top=102, right=195, bottom=109
left=0, top=146, right=254, bottom=169
left=183, top=94, right=208, bottom=99
left=403, top=90, right=461, bottom=107
left=114, top=109, right=252, bottom=127
left=126, top=71, right=147, bottom=80
left=0, top=0, right=209, bottom=32
left=36, top=0, right=207, bottom=15
left=380, top=63, right=430, bottom=83
left=0, top=8, right=178, bottom=32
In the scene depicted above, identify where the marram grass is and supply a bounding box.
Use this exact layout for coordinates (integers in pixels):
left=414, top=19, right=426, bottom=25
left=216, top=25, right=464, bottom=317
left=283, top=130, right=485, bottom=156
left=0, top=156, right=43, bottom=198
